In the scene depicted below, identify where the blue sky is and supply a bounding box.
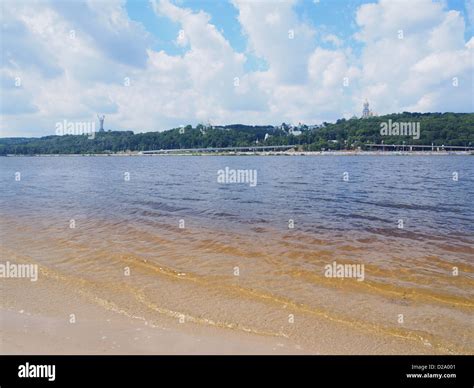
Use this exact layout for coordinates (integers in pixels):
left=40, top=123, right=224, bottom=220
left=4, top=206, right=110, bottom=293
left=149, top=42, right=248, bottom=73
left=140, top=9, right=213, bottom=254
left=126, top=0, right=473, bottom=58
left=1, top=0, right=473, bottom=136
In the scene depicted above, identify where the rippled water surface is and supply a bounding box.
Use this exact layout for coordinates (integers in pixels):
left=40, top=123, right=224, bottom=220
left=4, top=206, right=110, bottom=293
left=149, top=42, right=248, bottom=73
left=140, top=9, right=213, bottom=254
left=1, top=155, right=473, bottom=353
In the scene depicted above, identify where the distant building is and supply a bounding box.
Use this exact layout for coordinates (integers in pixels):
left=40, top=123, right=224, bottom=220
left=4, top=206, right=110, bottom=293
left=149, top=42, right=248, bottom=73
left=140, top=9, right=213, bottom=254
left=289, top=128, right=302, bottom=136
left=362, top=100, right=376, bottom=118
left=362, top=100, right=370, bottom=118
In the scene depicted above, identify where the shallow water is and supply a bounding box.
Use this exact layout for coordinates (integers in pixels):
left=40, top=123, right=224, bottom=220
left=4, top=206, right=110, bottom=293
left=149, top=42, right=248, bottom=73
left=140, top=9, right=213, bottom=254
left=1, top=155, right=473, bottom=353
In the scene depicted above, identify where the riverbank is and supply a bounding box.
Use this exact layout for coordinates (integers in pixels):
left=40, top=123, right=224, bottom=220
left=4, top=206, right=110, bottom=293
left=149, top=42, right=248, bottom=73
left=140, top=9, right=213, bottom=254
left=1, top=211, right=472, bottom=355
left=2, top=150, right=473, bottom=157
left=1, top=255, right=456, bottom=355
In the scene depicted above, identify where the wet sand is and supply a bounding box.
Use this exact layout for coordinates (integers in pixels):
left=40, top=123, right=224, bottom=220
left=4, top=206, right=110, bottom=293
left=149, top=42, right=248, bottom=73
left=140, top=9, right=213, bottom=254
left=1, top=214, right=472, bottom=354
left=0, top=269, right=449, bottom=355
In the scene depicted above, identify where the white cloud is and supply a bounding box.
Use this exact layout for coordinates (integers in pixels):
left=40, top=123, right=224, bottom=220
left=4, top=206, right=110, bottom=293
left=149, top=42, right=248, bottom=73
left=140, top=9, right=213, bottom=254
left=322, top=34, right=344, bottom=47
left=0, top=0, right=472, bottom=137
left=354, top=0, right=473, bottom=113
left=232, top=0, right=316, bottom=84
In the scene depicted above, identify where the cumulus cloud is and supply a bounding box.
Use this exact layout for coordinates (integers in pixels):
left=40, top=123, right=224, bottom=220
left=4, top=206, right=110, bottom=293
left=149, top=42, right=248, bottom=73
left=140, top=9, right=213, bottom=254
left=322, top=34, right=344, bottom=47
left=51, top=0, right=151, bottom=68
left=0, top=0, right=472, bottom=137
left=232, top=0, right=316, bottom=84
left=354, top=0, right=473, bottom=113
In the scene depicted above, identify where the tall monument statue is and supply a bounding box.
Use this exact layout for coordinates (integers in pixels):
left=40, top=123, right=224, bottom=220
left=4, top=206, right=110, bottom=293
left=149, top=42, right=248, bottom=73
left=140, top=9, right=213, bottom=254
left=97, top=114, right=105, bottom=132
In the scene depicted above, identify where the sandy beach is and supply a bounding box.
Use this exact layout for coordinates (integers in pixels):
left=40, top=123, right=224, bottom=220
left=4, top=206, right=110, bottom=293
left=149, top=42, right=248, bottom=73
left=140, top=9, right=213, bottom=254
left=1, top=268, right=453, bottom=355
left=1, top=219, right=472, bottom=355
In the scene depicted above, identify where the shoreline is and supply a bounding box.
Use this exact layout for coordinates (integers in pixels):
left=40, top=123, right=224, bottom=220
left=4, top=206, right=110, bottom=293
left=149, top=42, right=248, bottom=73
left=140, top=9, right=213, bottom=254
left=2, top=151, right=473, bottom=157
left=0, top=307, right=306, bottom=355
left=2, top=212, right=472, bottom=355
left=2, top=272, right=455, bottom=355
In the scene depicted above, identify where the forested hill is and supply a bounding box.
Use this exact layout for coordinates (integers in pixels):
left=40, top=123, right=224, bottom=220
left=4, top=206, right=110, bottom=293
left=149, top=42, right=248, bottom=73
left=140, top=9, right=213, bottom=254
left=1, top=112, right=473, bottom=155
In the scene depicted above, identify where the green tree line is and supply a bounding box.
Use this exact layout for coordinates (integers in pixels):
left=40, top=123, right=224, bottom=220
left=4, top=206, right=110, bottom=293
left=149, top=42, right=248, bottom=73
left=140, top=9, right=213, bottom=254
left=1, top=112, right=472, bottom=155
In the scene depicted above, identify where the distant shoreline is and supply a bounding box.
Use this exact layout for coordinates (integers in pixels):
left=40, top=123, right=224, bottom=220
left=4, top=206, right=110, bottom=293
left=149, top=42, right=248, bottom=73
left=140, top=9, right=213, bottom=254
left=2, top=150, right=473, bottom=157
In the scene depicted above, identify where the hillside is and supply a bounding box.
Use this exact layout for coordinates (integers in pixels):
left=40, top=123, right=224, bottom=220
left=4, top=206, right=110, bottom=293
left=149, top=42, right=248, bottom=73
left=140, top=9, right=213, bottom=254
left=1, top=112, right=473, bottom=155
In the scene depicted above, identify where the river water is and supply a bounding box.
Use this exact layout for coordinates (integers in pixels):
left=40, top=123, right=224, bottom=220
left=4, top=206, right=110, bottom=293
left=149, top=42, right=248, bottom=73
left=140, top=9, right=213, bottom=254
left=1, top=155, right=473, bottom=353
